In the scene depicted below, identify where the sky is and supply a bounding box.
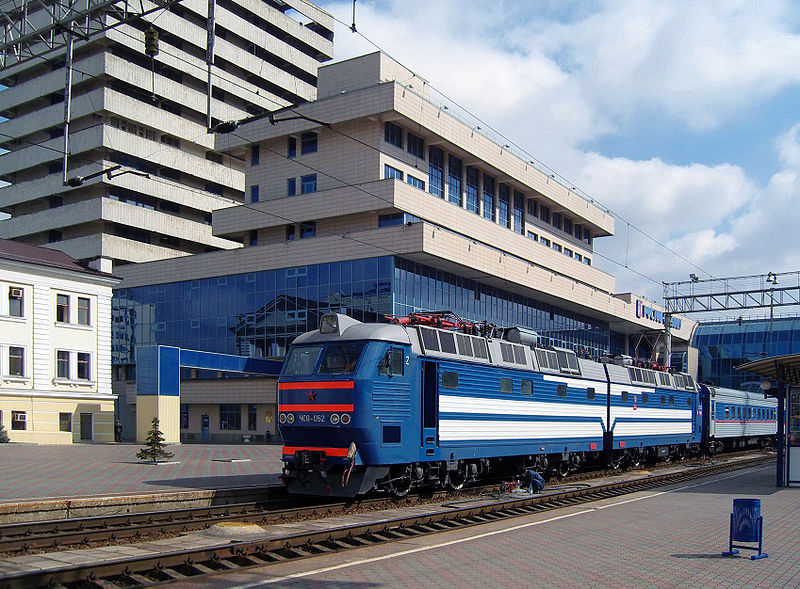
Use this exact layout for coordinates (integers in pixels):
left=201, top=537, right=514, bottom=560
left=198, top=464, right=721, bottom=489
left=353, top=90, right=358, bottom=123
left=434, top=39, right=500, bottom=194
left=316, top=0, right=800, bottom=305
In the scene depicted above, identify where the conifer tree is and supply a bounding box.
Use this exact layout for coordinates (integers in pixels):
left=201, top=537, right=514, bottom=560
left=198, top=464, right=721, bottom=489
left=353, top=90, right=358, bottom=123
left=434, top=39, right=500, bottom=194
left=136, top=417, right=174, bottom=463
left=0, top=423, right=9, bottom=443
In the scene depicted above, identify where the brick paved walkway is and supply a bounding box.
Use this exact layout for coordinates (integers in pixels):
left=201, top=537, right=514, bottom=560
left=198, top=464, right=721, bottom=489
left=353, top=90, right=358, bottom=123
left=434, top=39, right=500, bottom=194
left=0, top=443, right=285, bottom=502
left=191, top=462, right=800, bottom=589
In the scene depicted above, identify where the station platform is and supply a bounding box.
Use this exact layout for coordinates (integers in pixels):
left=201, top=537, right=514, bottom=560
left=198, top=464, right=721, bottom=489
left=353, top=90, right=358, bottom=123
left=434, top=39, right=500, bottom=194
left=0, top=443, right=285, bottom=522
left=1, top=460, right=797, bottom=587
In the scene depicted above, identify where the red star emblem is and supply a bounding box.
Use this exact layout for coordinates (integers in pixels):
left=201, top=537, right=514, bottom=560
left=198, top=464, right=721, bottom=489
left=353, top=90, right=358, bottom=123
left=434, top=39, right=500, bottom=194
left=306, top=391, right=317, bottom=401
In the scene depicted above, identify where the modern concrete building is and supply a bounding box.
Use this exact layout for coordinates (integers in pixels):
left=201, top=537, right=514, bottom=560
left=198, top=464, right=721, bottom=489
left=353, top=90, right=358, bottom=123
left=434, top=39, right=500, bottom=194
left=0, top=238, right=119, bottom=443
left=0, top=0, right=333, bottom=272
left=109, top=53, right=696, bottom=443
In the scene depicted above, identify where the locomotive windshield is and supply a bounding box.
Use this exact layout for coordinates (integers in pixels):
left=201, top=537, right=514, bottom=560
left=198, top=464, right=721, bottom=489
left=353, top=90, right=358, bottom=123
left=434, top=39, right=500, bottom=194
left=282, top=343, right=366, bottom=376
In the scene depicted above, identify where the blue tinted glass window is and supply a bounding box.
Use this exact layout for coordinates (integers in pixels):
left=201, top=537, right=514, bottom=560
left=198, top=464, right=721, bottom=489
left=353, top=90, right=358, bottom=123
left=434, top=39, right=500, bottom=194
left=300, top=132, right=317, bottom=155
left=448, top=155, right=462, bottom=206
left=250, top=144, right=259, bottom=166
left=287, top=178, right=296, bottom=196
left=513, top=191, right=524, bottom=234
left=428, top=146, right=444, bottom=198
left=301, top=174, right=317, bottom=194
left=482, top=174, right=495, bottom=221
left=300, top=222, right=316, bottom=238
left=408, top=175, right=425, bottom=190
left=498, top=183, right=510, bottom=228
left=407, top=132, right=424, bottom=158
left=250, top=184, right=259, bottom=203
left=288, top=137, right=296, bottom=158
left=385, top=122, right=403, bottom=148
left=384, top=164, right=404, bottom=180
left=466, top=166, right=479, bottom=214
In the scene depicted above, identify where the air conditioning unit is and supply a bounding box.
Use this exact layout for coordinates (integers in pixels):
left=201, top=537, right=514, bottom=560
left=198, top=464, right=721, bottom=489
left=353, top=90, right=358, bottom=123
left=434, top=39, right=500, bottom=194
left=9, top=288, right=22, bottom=298
left=13, top=413, right=26, bottom=421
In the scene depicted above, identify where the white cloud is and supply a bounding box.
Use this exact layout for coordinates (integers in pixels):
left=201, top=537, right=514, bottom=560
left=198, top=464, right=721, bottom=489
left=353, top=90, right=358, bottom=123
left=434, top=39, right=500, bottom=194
left=319, top=0, right=800, bottom=301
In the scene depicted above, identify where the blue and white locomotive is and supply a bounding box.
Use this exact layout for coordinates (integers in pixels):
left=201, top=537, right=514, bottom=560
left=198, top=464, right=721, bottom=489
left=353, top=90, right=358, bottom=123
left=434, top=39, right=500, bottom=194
left=278, top=312, right=775, bottom=497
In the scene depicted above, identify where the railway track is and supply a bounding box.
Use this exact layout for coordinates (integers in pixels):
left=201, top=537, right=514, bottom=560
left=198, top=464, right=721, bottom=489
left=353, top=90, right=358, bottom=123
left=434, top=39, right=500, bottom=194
left=0, top=454, right=772, bottom=589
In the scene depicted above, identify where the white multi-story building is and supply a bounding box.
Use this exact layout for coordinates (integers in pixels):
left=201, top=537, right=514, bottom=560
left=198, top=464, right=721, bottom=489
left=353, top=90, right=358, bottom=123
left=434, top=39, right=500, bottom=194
left=0, top=0, right=333, bottom=272
left=110, top=53, right=696, bottom=443
left=0, top=238, right=119, bottom=443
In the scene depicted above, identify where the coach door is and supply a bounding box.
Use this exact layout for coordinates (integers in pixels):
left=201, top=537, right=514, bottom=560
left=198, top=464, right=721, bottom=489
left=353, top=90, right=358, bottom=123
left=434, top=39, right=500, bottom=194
left=421, top=360, right=439, bottom=454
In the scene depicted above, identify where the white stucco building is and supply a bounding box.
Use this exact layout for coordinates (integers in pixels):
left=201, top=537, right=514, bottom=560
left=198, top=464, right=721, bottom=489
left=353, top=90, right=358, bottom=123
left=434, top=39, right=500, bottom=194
left=0, top=238, right=119, bottom=443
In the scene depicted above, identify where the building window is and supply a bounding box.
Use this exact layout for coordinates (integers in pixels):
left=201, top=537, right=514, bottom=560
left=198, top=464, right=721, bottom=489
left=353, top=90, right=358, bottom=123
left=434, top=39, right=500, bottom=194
left=78, top=297, right=90, bottom=325
left=220, top=404, right=241, bottom=430
left=575, top=253, right=583, bottom=262
left=48, top=230, right=63, bottom=243
left=300, top=132, right=317, bottom=155
left=8, top=287, right=23, bottom=317
left=584, top=257, right=591, bottom=266
left=498, top=184, right=510, bottom=228
left=11, top=411, right=26, bottom=430
left=428, top=146, right=444, bottom=198
left=513, top=191, right=524, bottom=234
left=575, top=224, right=583, bottom=239
left=540, top=204, right=550, bottom=223
left=56, top=350, right=70, bottom=378
left=384, top=164, right=404, bottom=180
left=465, top=166, right=479, bottom=214
left=540, top=237, right=551, bottom=247
left=250, top=144, right=259, bottom=166
left=300, top=221, right=316, bottom=239
left=180, top=404, right=189, bottom=429
left=527, top=199, right=537, bottom=217
left=527, top=231, right=538, bottom=242
left=408, top=175, right=425, bottom=190
left=50, top=195, right=63, bottom=208
left=584, top=228, right=592, bottom=244
left=563, top=218, right=573, bottom=235
left=249, top=230, right=258, bottom=246
left=287, top=178, right=296, bottom=196
left=564, top=248, right=573, bottom=258
left=59, top=412, right=72, bottom=432
left=553, top=242, right=562, bottom=253
left=300, top=174, right=317, bottom=194
left=552, top=212, right=562, bottom=230
left=250, top=184, right=259, bottom=203
left=385, top=122, right=403, bottom=148
left=8, top=347, right=23, bottom=376
left=77, top=352, right=91, bottom=380
left=407, top=131, right=424, bottom=158
left=448, top=155, right=462, bottom=206
left=286, top=225, right=296, bottom=241
left=288, top=136, right=296, bottom=158
left=482, top=174, right=495, bottom=221
left=56, top=294, right=69, bottom=323
left=248, top=404, right=257, bottom=431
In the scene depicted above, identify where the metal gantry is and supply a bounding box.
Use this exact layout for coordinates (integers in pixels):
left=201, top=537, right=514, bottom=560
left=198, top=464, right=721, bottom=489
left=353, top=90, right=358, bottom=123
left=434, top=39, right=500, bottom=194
left=0, top=0, right=181, bottom=70
left=663, top=271, right=800, bottom=315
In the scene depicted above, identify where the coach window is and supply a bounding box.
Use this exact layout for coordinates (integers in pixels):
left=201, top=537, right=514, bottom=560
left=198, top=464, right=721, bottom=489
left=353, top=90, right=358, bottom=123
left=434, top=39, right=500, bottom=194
left=500, top=378, right=513, bottom=394
left=725, top=406, right=729, bottom=419
left=442, top=371, right=458, bottom=389
left=587, top=387, right=595, bottom=400
left=521, top=380, right=533, bottom=396
left=557, top=383, right=567, bottom=397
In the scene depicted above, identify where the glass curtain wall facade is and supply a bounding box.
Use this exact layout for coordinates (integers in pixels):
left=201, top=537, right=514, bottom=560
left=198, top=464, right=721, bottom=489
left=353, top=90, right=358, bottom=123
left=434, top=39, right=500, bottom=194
left=693, top=317, right=800, bottom=389
left=112, top=256, right=611, bottom=368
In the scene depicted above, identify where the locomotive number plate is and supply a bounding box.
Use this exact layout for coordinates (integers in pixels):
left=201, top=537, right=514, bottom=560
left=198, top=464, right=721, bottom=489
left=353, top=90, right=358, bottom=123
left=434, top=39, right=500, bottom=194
left=297, top=414, right=328, bottom=423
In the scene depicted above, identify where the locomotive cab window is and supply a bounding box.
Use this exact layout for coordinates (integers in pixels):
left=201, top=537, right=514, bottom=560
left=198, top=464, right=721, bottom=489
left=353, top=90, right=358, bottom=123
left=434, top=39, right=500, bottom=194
left=442, top=371, right=458, bottom=389
left=621, top=391, right=629, bottom=403
left=379, top=348, right=405, bottom=377
left=283, top=345, right=322, bottom=375
left=557, top=383, right=567, bottom=397
left=587, top=387, right=595, bottom=400
left=521, top=380, right=533, bottom=395
left=319, top=343, right=365, bottom=375
left=500, top=378, right=513, bottom=394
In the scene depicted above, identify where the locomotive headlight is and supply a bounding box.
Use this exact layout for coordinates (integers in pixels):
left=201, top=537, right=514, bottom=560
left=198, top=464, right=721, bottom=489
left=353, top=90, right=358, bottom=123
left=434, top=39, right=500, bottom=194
left=278, top=413, right=287, bottom=424
left=330, top=414, right=340, bottom=424
left=340, top=413, right=351, bottom=425
left=286, top=413, right=295, bottom=424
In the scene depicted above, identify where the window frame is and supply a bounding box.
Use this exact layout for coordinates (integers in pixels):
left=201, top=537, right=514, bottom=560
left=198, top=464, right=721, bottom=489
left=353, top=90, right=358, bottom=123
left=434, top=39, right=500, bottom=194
left=56, top=350, right=70, bottom=379
left=77, top=352, right=91, bottom=380
left=8, top=287, right=23, bottom=317
left=56, top=293, right=70, bottom=323
left=219, top=403, right=242, bottom=430
left=77, top=297, right=90, bottom=326
left=8, top=346, right=24, bottom=377
left=300, top=132, right=318, bottom=155
left=300, top=174, right=317, bottom=194
left=385, top=122, right=403, bottom=149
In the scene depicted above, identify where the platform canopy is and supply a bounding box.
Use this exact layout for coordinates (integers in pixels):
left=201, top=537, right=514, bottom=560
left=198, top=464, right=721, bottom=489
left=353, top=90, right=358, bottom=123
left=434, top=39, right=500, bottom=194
left=737, top=354, right=800, bottom=387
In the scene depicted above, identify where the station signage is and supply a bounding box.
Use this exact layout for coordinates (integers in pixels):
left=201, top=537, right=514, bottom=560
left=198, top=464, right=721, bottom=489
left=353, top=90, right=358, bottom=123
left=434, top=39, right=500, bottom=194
left=636, top=300, right=682, bottom=329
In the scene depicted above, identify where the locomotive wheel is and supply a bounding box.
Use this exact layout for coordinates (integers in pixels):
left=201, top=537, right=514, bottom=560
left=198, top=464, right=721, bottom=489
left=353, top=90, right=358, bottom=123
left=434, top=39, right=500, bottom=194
left=390, top=466, right=413, bottom=498
left=447, top=466, right=467, bottom=490
left=557, top=460, right=570, bottom=477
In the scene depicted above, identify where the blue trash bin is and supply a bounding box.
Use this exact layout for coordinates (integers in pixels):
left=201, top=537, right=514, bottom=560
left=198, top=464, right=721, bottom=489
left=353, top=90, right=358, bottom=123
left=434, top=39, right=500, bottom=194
left=731, top=498, right=760, bottom=543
